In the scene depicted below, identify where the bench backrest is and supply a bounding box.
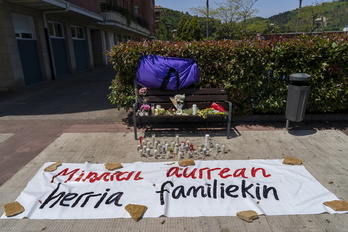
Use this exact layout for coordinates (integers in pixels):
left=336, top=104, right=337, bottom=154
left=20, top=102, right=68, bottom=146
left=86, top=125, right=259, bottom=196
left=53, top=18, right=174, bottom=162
left=139, top=88, right=228, bottom=109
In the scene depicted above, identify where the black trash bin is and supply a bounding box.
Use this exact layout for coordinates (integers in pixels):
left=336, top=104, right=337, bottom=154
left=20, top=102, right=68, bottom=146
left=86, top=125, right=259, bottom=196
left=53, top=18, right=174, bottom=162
left=285, top=73, right=311, bottom=129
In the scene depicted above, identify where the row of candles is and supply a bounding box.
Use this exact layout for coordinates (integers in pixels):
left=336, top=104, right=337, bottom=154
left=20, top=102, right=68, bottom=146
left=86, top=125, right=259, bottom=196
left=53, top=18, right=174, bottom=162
left=137, top=134, right=226, bottom=159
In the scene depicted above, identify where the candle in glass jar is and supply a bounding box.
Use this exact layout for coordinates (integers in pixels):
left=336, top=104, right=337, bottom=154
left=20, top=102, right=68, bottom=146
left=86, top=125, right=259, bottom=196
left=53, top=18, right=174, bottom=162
left=176, top=135, right=179, bottom=144
left=192, top=104, right=197, bottom=115
left=204, top=134, right=209, bottom=148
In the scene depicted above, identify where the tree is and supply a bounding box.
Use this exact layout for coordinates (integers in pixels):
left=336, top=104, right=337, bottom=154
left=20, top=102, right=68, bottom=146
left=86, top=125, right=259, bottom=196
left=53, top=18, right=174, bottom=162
left=212, top=0, right=259, bottom=39
left=156, top=17, right=173, bottom=41
left=287, top=1, right=325, bottom=32
left=190, top=1, right=218, bottom=38
left=236, top=0, right=259, bottom=35
left=246, top=18, right=270, bottom=35
left=215, top=0, right=242, bottom=23
left=189, top=17, right=203, bottom=41
left=176, top=15, right=189, bottom=41
left=214, top=21, right=241, bottom=39
left=176, top=16, right=203, bottom=41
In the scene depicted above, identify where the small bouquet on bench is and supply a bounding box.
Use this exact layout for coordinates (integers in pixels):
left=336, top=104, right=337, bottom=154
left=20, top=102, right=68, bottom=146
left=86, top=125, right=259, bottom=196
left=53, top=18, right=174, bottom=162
left=170, top=94, right=185, bottom=115
left=137, top=104, right=151, bottom=116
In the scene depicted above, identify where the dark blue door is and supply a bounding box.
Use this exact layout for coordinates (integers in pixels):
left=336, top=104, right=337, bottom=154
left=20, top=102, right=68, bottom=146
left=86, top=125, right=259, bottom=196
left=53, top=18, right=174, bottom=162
left=73, top=40, right=88, bottom=71
left=51, top=38, right=69, bottom=77
left=17, top=40, right=43, bottom=85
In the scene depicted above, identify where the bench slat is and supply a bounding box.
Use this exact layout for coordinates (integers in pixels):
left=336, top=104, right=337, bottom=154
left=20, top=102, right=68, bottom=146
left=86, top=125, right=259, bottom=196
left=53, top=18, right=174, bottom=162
left=147, top=95, right=227, bottom=103
left=146, top=102, right=229, bottom=110
left=146, top=88, right=227, bottom=96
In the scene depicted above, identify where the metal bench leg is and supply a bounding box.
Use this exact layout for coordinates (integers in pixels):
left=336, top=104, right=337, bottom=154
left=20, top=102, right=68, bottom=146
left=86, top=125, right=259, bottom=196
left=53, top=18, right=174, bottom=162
left=133, top=103, right=138, bottom=140
left=226, top=101, right=232, bottom=139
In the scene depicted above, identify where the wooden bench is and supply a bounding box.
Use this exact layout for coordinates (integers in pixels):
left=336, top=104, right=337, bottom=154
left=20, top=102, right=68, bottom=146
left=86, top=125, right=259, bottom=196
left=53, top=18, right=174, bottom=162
left=132, top=88, right=232, bottom=140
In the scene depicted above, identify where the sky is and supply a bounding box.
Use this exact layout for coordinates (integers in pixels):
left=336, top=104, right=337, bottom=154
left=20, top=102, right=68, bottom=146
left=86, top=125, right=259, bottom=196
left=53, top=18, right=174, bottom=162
left=155, top=0, right=333, bottom=18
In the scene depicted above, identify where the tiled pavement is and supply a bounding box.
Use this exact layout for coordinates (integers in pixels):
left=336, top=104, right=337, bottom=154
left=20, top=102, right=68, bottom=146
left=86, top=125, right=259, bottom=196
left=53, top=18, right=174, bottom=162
left=0, top=65, right=347, bottom=231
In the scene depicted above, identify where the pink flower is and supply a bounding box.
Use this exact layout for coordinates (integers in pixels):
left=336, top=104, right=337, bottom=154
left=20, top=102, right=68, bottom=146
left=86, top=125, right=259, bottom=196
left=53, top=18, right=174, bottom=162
left=140, top=104, right=150, bottom=111
left=139, top=87, right=148, bottom=96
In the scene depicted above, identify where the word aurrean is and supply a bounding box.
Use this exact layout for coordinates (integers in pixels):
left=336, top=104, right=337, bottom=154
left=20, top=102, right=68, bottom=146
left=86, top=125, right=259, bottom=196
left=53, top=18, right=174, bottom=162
left=166, top=166, right=272, bottom=180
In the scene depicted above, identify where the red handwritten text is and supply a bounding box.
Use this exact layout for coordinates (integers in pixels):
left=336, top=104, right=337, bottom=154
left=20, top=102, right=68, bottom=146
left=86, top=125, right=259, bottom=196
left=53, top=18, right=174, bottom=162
left=50, top=168, right=143, bottom=183
left=166, top=167, right=271, bottom=180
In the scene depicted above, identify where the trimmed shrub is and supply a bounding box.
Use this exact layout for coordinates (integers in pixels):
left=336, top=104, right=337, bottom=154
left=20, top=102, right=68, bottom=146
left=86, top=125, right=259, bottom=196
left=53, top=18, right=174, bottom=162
left=107, top=34, right=348, bottom=115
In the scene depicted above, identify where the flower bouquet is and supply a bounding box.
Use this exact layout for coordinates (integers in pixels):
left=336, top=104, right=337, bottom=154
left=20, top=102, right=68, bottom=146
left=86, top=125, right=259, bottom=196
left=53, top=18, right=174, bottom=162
left=137, top=104, right=151, bottom=116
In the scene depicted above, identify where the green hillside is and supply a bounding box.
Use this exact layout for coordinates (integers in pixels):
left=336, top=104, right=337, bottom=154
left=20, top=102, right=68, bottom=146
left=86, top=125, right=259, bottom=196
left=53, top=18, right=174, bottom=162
left=269, top=0, right=348, bottom=32
left=156, top=8, right=221, bottom=40
left=157, top=1, right=348, bottom=40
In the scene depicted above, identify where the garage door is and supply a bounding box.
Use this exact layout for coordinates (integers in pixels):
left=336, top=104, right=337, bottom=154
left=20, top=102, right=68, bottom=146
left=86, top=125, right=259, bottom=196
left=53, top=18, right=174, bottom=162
left=12, top=13, right=43, bottom=85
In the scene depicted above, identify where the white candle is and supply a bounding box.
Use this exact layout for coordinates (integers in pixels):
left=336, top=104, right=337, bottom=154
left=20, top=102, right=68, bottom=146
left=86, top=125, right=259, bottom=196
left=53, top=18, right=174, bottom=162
left=152, top=134, right=155, bottom=144
left=146, top=148, right=150, bottom=157
left=204, top=134, right=209, bottom=148
left=221, top=145, right=225, bottom=153
left=166, top=151, right=170, bottom=159
left=176, top=135, right=179, bottom=144
left=174, top=145, right=178, bottom=154
left=215, top=143, right=219, bottom=151
left=178, top=152, right=182, bottom=160
left=165, top=143, right=169, bottom=152
left=179, top=146, right=183, bottom=152
left=139, top=150, right=143, bottom=157
left=192, top=104, right=197, bottom=115
left=154, top=149, right=158, bottom=157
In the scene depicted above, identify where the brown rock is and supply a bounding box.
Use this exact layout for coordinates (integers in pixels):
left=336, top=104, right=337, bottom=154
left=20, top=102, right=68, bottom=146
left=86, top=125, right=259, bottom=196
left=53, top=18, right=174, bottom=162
left=324, top=200, right=348, bottom=211
left=178, top=159, right=195, bottom=167
left=44, top=161, right=62, bottom=172
left=3, top=201, right=25, bottom=217
left=104, top=162, right=123, bottom=171
left=125, top=204, right=148, bottom=221
left=236, top=210, right=259, bottom=222
left=282, top=156, right=303, bottom=165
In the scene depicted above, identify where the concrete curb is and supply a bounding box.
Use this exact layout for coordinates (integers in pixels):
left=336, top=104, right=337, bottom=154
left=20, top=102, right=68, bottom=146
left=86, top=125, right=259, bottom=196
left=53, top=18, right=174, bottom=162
left=233, top=113, right=348, bottom=122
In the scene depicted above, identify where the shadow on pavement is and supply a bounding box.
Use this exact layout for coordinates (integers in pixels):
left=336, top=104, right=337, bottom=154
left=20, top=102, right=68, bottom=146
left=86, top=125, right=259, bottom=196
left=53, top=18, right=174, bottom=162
left=0, top=66, right=117, bottom=117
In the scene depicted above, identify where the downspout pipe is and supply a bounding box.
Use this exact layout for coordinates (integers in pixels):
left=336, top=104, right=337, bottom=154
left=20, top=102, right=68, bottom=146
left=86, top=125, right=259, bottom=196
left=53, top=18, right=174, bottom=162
left=43, top=2, right=70, bottom=80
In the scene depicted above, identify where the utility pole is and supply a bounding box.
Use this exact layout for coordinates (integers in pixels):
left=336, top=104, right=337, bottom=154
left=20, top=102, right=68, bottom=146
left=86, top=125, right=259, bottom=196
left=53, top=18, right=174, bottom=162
left=296, top=0, right=303, bottom=32
left=206, top=0, right=209, bottom=38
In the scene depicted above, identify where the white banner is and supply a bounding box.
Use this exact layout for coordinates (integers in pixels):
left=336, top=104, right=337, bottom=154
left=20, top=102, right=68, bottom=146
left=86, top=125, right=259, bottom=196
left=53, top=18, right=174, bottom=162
left=2, top=160, right=347, bottom=219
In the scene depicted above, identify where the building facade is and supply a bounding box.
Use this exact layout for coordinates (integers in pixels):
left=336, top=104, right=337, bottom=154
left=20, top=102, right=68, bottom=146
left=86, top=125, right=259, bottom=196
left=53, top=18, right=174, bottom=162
left=0, top=0, right=155, bottom=91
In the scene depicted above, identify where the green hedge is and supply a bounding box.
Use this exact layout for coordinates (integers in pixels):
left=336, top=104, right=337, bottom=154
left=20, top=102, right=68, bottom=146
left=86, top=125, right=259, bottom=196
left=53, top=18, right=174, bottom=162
left=107, top=34, right=348, bottom=115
